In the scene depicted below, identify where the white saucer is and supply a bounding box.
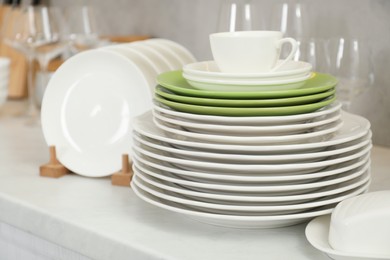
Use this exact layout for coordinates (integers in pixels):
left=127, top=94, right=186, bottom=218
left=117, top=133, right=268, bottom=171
left=305, top=215, right=390, bottom=260
left=41, top=49, right=152, bottom=177
left=183, top=60, right=312, bottom=79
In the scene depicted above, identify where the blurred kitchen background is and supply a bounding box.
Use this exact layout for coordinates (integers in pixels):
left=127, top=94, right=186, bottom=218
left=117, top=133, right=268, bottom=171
left=1, top=0, right=389, bottom=146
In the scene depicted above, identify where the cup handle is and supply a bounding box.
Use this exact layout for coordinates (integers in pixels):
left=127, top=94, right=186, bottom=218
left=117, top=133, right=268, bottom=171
left=271, top=38, right=298, bottom=72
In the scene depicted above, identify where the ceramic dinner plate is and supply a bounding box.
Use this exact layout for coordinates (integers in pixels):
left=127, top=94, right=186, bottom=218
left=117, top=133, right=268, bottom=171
left=151, top=38, right=197, bottom=65
left=153, top=101, right=342, bottom=125
left=131, top=180, right=369, bottom=229
left=182, top=72, right=313, bottom=91
left=41, top=49, right=153, bottom=177
left=155, top=95, right=337, bottom=116
left=305, top=215, right=389, bottom=260
left=155, top=86, right=336, bottom=107
left=183, top=60, right=312, bottom=79
left=132, top=110, right=370, bottom=154
left=157, top=70, right=338, bottom=98
left=153, top=109, right=341, bottom=135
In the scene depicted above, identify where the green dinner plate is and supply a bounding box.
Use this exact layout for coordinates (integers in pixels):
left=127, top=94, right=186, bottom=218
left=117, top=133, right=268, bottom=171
left=154, top=95, right=337, bottom=116
left=156, top=86, right=336, bottom=107
left=156, top=70, right=338, bottom=99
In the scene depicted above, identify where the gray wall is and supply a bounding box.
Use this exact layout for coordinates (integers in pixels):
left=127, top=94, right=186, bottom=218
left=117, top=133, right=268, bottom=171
left=52, top=0, right=390, bottom=147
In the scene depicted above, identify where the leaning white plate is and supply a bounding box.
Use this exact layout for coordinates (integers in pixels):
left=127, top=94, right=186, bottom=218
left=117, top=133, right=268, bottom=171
left=153, top=101, right=342, bottom=125
left=143, top=41, right=183, bottom=69
left=132, top=179, right=359, bottom=229
left=305, top=215, right=389, bottom=260
left=149, top=38, right=197, bottom=65
left=183, top=60, right=312, bottom=79
left=41, top=49, right=152, bottom=177
left=133, top=109, right=370, bottom=153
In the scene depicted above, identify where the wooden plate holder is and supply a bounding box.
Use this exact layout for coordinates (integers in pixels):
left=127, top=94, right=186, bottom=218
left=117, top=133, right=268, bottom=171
left=39, top=146, right=133, bottom=186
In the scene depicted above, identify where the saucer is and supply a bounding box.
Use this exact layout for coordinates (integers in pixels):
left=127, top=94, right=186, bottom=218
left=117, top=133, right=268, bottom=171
left=305, top=215, right=389, bottom=260
left=183, top=60, right=312, bottom=79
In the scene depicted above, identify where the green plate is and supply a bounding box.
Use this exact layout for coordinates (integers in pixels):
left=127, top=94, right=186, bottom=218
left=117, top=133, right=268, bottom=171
left=155, top=95, right=337, bottom=117
left=156, top=70, right=338, bottom=99
left=156, top=86, right=336, bottom=107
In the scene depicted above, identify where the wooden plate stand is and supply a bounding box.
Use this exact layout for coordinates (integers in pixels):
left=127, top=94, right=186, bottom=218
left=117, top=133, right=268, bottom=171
left=39, top=147, right=133, bottom=186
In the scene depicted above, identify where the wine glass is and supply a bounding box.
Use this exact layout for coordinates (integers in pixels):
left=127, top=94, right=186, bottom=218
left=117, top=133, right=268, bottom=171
left=327, top=37, right=375, bottom=110
left=2, top=5, right=67, bottom=120
left=293, top=38, right=331, bottom=73
left=63, top=5, right=99, bottom=55
left=216, top=0, right=265, bottom=32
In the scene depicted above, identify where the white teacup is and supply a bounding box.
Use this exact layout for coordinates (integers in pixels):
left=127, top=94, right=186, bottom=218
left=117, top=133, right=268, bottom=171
left=210, top=31, right=298, bottom=73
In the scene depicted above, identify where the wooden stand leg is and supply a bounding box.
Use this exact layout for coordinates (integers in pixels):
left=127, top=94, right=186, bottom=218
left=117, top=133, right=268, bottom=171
left=39, top=146, right=69, bottom=178
left=111, top=154, right=133, bottom=187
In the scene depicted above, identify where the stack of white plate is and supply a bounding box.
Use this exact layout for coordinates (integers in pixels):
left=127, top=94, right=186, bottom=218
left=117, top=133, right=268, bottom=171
left=41, top=39, right=196, bottom=177
left=0, top=57, right=11, bottom=105
left=130, top=62, right=372, bottom=229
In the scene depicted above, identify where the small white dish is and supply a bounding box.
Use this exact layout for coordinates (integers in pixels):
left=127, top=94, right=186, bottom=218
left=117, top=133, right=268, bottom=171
left=183, top=72, right=312, bottom=92
left=306, top=214, right=389, bottom=260
left=183, top=60, right=311, bottom=79
left=41, top=49, right=152, bottom=177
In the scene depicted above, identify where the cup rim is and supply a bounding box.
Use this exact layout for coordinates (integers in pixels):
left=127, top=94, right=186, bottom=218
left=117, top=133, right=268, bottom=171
left=210, top=31, right=283, bottom=38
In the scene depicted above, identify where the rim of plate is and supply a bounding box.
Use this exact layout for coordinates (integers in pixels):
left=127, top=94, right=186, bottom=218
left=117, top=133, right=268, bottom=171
left=149, top=38, right=197, bottom=64
left=144, top=41, right=183, bottom=69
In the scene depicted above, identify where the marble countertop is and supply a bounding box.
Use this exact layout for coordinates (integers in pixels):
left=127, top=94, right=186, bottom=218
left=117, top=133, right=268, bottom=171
left=0, top=116, right=389, bottom=260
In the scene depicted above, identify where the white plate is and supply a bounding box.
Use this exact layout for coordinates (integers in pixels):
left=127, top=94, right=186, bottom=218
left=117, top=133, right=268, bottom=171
left=133, top=149, right=370, bottom=183
left=129, top=43, right=172, bottom=73
left=305, top=215, right=389, bottom=260
left=134, top=131, right=371, bottom=164
left=153, top=101, right=342, bottom=125
left=134, top=159, right=370, bottom=193
left=41, top=49, right=152, bottom=177
left=183, top=60, right=311, bottom=79
left=153, top=112, right=343, bottom=145
left=132, top=140, right=372, bottom=174
left=183, top=72, right=312, bottom=92
left=132, top=180, right=369, bottom=229
left=133, top=109, right=370, bottom=153
left=133, top=171, right=369, bottom=214
left=150, top=38, right=197, bottom=65
left=103, top=46, right=157, bottom=91
left=154, top=109, right=341, bottom=136
left=143, top=41, right=183, bottom=69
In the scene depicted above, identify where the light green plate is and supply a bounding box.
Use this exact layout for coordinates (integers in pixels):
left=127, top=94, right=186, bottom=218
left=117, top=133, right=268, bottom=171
left=155, top=95, right=337, bottom=116
left=156, top=86, right=336, bottom=107
left=156, top=70, right=338, bottom=99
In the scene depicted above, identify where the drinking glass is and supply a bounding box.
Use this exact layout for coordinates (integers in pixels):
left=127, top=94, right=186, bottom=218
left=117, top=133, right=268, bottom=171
left=293, top=38, right=331, bottom=73
left=327, top=37, right=375, bottom=110
left=216, top=0, right=265, bottom=32
left=63, top=5, right=99, bottom=55
left=2, top=5, right=66, bottom=120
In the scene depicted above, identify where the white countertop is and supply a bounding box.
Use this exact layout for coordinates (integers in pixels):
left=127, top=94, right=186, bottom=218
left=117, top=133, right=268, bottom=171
left=0, top=116, right=389, bottom=260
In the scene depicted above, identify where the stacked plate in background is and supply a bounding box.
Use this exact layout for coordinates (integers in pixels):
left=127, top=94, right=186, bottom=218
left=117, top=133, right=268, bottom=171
left=41, top=39, right=196, bottom=177
left=0, top=57, right=11, bottom=105
left=130, top=69, right=372, bottom=229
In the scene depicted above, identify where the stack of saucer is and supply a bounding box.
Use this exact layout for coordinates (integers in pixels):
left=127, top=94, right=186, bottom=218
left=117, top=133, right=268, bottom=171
left=0, top=57, right=11, bottom=105
left=130, top=67, right=372, bottom=229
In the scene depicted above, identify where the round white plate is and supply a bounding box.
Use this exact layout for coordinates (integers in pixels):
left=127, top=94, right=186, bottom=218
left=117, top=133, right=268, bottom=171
left=103, top=46, right=157, bottom=91
left=133, top=110, right=370, bottom=153
left=133, top=149, right=370, bottom=184
left=130, top=42, right=175, bottom=71
left=132, top=180, right=366, bottom=229
left=132, top=140, right=372, bottom=174
left=153, top=109, right=341, bottom=136
left=143, top=41, right=183, bottom=69
left=153, top=101, right=342, bottom=125
left=134, top=159, right=370, bottom=193
left=133, top=131, right=371, bottom=164
left=183, top=72, right=312, bottom=92
left=305, top=215, right=390, bottom=260
left=133, top=171, right=369, bottom=214
left=150, top=38, right=197, bottom=65
left=183, top=60, right=311, bottom=79
left=41, top=49, right=152, bottom=177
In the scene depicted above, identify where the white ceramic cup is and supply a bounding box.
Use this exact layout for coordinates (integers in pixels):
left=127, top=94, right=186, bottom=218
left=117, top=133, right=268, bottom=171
left=210, top=31, right=298, bottom=73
